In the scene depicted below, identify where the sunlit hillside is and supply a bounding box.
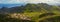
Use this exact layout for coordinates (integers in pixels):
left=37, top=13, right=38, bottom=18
left=0, top=3, right=60, bottom=22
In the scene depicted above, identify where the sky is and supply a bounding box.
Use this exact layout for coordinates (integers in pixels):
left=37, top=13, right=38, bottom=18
left=0, top=0, right=60, bottom=4
left=0, top=0, right=60, bottom=7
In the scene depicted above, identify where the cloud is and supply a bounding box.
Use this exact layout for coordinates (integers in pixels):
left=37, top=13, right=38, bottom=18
left=27, top=0, right=59, bottom=3
left=0, top=0, right=60, bottom=5
left=0, top=1, right=2, bottom=3
left=27, top=0, right=60, bottom=5
left=0, top=0, right=28, bottom=4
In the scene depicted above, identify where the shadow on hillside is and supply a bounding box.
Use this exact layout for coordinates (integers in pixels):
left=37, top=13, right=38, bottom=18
left=39, top=16, right=60, bottom=22
left=39, top=12, right=55, bottom=18
left=0, top=14, right=35, bottom=22
left=0, top=18, right=34, bottom=22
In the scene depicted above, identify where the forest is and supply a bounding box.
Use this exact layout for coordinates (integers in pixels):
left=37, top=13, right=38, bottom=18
left=0, top=3, right=60, bottom=22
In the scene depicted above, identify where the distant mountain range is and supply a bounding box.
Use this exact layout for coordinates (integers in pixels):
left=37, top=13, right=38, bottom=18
left=0, top=4, right=25, bottom=8
left=0, top=3, right=60, bottom=8
left=0, top=3, right=60, bottom=15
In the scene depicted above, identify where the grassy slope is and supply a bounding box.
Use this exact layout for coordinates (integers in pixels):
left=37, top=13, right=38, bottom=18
left=23, top=6, right=60, bottom=22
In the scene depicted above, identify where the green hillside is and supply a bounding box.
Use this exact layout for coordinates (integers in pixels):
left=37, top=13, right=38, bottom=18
left=0, top=3, right=60, bottom=22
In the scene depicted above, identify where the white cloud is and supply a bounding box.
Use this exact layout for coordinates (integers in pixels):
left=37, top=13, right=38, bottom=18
left=0, top=1, right=2, bottom=3
left=27, top=0, right=57, bottom=3
left=27, top=0, right=60, bottom=5
left=0, top=0, right=60, bottom=5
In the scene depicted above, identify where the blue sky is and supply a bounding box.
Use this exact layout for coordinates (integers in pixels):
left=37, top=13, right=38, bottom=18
left=0, top=0, right=60, bottom=4
left=0, top=0, right=60, bottom=7
left=0, top=0, right=28, bottom=4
